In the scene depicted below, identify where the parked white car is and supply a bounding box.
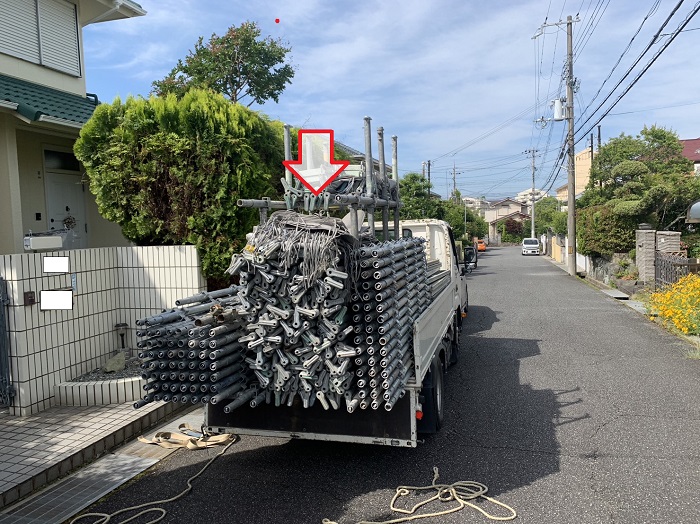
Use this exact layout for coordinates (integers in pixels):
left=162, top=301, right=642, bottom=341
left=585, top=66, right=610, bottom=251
left=522, top=238, right=540, bottom=255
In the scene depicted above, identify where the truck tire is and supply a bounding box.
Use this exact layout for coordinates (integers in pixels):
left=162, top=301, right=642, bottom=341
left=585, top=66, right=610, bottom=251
left=417, top=355, right=445, bottom=434
left=431, top=355, right=445, bottom=431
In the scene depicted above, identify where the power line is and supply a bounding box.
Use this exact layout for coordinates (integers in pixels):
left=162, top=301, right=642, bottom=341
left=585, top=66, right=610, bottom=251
left=575, top=1, right=700, bottom=145
left=574, top=0, right=687, bottom=136
left=576, top=0, right=661, bottom=124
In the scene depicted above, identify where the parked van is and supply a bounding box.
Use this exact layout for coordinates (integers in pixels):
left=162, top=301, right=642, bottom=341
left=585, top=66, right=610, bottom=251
left=521, top=238, right=540, bottom=255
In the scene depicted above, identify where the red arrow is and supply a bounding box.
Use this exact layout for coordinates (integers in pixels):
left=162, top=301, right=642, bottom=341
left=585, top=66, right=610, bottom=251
left=283, top=129, right=350, bottom=196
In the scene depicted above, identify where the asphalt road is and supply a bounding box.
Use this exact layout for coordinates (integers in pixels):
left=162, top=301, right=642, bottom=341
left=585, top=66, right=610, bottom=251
left=71, top=247, right=700, bottom=524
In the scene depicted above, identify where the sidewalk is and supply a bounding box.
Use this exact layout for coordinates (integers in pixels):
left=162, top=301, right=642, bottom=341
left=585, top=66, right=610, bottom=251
left=0, top=399, right=194, bottom=522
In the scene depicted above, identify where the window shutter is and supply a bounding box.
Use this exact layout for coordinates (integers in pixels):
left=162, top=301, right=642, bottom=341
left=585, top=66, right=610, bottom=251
left=0, top=0, right=40, bottom=64
left=38, top=0, right=80, bottom=76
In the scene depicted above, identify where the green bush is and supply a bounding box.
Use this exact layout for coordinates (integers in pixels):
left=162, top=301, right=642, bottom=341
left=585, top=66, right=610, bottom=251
left=74, top=89, right=282, bottom=278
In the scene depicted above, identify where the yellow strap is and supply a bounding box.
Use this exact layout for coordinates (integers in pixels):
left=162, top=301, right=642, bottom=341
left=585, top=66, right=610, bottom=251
left=138, top=427, right=234, bottom=450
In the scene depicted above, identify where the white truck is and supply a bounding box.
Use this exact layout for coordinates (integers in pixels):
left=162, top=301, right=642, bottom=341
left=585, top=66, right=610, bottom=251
left=136, top=120, right=469, bottom=447
left=203, top=218, right=468, bottom=447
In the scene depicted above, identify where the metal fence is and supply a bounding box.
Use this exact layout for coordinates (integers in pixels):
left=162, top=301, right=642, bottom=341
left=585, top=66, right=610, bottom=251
left=655, top=251, right=689, bottom=289
left=0, top=277, right=15, bottom=407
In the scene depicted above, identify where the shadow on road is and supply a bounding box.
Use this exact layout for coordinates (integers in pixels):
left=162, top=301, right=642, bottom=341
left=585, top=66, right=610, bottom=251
left=73, top=306, right=569, bottom=524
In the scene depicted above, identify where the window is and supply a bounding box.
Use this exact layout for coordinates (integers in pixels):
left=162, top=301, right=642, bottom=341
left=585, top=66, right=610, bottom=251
left=44, top=149, right=80, bottom=172
left=0, top=0, right=80, bottom=77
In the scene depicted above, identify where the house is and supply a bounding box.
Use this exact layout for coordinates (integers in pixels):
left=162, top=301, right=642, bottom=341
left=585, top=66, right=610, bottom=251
left=483, top=198, right=530, bottom=243
left=0, top=1, right=207, bottom=417
left=556, top=147, right=595, bottom=210
left=680, top=138, right=700, bottom=175
left=0, top=0, right=148, bottom=256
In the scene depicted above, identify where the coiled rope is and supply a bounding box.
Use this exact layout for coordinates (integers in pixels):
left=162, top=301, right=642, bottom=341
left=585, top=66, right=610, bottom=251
left=70, top=429, right=238, bottom=524
left=322, top=467, right=516, bottom=524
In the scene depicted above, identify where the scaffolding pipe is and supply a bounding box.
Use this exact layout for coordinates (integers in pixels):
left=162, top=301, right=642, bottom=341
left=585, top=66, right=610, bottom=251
left=378, top=127, right=389, bottom=239
left=392, top=135, right=400, bottom=239
left=364, top=116, right=375, bottom=237
left=284, top=124, right=293, bottom=187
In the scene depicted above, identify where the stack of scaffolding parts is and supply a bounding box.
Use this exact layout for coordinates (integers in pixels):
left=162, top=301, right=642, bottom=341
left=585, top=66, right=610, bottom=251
left=135, top=211, right=433, bottom=415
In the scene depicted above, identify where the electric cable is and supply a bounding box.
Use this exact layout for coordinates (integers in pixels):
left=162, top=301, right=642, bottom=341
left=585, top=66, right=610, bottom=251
left=575, top=0, right=700, bottom=145
left=574, top=0, right=687, bottom=136
left=576, top=0, right=661, bottom=124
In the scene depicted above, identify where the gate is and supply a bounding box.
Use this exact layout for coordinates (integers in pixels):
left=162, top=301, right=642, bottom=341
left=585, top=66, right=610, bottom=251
left=655, top=251, right=689, bottom=289
left=0, top=277, right=15, bottom=407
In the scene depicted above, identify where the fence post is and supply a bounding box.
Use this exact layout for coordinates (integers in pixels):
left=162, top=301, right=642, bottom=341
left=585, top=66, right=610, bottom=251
left=635, top=228, right=657, bottom=284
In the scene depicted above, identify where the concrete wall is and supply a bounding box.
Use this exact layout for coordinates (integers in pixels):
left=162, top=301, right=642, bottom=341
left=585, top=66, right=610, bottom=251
left=1, top=245, right=205, bottom=416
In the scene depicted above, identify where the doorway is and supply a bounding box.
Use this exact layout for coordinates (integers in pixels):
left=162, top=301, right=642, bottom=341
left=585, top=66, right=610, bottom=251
left=45, top=172, right=86, bottom=249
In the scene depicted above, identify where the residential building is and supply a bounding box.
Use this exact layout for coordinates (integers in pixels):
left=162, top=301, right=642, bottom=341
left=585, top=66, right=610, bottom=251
left=680, top=138, right=700, bottom=175
left=0, top=0, right=146, bottom=256
left=556, top=147, right=595, bottom=210
left=513, top=188, right=548, bottom=218
left=462, top=196, right=490, bottom=218
left=0, top=2, right=208, bottom=419
left=482, top=198, right=530, bottom=243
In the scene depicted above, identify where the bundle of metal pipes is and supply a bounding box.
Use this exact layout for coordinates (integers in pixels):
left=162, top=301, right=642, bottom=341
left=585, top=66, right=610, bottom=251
left=132, top=285, right=258, bottom=412
left=133, top=212, right=434, bottom=414
left=346, top=238, right=430, bottom=412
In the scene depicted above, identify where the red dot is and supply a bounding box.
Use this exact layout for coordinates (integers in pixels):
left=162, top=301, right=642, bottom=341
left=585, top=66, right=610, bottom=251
left=275, top=18, right=280, bottom=23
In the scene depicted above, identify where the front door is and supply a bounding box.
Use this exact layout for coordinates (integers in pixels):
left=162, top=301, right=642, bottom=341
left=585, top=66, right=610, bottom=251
left=45, top=172, right=86, bottom=249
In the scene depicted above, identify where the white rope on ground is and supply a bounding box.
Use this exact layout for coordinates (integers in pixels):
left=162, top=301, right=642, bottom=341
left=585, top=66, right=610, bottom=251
left=70, top=426, right=239, bottom=524
left=322, top=467, right=517, bottom=524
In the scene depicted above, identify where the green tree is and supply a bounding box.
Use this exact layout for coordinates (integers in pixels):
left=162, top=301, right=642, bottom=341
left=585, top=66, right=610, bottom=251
left=399, top=173, right=440, bottom=219
left=584, top=125, right=692, bottom=200
left=499, top=218, right=524, bottom=243
left=534, top=196, right=567, bottom=234
left=152, top=21, right=294, bottom=106
left=439, top=199, right=467, bottom=238
left=74, top=89, right=283, bottom=278
left=577, top=205, right=638, bottom=257
left=577, top=125, right=697, bottom=254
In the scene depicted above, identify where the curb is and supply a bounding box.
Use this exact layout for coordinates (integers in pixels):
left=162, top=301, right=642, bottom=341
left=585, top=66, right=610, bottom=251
left=0, top=401, right=188, bottom=510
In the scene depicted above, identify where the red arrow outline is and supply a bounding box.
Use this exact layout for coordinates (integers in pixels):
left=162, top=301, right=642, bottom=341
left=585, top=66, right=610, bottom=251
left=282, top=129, right=350, bottom=196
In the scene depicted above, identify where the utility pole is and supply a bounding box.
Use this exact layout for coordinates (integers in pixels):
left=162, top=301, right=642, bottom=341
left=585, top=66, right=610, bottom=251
left=566, top=14, right=577, bottom=277
left=427, top=160, right=431, bottom=194
left=422, top=161, right=426, bottom=178
left=452, top=161, right=457, bottom=201
left=525, top=149, right=538, bottom=238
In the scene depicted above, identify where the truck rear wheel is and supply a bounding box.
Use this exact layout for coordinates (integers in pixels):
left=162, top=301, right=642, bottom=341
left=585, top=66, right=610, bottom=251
left=432, top=356, right=445, bottom=430
left=417, top=355, right=445, bottom=434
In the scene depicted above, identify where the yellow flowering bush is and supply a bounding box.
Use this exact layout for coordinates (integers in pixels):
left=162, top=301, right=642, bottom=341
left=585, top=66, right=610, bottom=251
left=648, top=273, right=700, bottom=335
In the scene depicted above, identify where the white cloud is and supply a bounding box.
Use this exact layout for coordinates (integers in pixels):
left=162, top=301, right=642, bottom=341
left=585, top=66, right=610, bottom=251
left=82, top=0, right=700, bottom=199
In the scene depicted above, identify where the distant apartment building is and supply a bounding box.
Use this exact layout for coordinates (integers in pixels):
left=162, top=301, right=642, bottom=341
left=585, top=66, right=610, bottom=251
left=556, top=148, right=595, bottom=210
left=462, top=196, right=490, bottom=218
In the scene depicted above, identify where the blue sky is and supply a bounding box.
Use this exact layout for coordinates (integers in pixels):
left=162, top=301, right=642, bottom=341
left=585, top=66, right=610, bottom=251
left=83, top=0, right=700, bottom=201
